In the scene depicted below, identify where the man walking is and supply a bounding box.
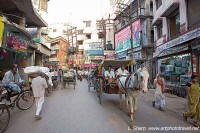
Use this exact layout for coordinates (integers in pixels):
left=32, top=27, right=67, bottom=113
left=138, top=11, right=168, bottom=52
left=31, top=71, right=48, bottom=120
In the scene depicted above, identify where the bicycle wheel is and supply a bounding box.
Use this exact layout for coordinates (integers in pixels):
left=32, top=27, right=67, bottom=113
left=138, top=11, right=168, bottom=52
left=16, top=91, right=35, bottom=110
left=0, top=104, right=10, bottom=133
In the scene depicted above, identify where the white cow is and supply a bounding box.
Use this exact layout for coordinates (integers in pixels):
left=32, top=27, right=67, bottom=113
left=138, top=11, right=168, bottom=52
left=118, top=67, right=149, bottom=128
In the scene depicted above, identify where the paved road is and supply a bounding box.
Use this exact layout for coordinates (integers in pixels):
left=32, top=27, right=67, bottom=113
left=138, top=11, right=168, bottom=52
left=5, top=79, right=199, bottom=133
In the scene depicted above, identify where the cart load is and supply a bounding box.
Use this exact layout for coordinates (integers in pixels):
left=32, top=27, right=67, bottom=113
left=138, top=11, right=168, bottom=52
left=63, top=72, right=74, bottom=82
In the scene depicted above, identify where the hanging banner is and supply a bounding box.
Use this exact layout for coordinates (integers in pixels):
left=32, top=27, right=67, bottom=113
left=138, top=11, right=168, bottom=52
left=5, top=32, right=29, bottom=55
left=132, top=20, right=140, bottom=47
left=0, top=16, right=4, bottom=47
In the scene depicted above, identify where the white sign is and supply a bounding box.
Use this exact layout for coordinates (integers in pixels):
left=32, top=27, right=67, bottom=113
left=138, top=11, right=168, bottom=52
left=154, top=27, right=200, bottom=57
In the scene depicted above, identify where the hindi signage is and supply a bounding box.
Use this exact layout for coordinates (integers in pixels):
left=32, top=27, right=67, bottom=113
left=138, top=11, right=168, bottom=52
left=5, top=32, right=29, bottom=55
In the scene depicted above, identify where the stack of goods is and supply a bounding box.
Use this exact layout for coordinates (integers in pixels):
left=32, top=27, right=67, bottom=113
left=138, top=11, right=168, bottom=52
left=63, top=72, right=74, bottom=82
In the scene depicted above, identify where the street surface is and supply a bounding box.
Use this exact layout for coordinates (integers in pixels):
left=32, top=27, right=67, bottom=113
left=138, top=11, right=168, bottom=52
left=5, top=79, right=199, bottom=133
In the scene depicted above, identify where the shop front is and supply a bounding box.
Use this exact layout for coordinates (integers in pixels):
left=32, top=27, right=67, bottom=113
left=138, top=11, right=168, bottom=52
left=157, top=44, right=191, bottom=86
left=191, top=41, right=200, bottom=82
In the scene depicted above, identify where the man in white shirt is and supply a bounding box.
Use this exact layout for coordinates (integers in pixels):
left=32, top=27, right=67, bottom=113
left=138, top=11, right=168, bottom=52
left=105, top=65, right=115, bottom=79
left=31, top=71, right=48, bottom=120
left=116, top=64, right=129, bottom=77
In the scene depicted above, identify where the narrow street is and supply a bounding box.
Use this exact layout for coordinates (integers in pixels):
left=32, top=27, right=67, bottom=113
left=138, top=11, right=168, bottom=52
left=5, top=79, right=198, bottom=133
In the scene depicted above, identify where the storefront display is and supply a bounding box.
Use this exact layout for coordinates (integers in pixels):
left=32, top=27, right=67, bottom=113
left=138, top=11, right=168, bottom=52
left=158, top=54, right=191, bottom=84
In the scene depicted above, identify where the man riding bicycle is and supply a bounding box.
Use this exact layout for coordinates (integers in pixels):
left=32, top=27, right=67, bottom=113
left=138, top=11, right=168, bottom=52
left=2, top=65, right=24, bottom=93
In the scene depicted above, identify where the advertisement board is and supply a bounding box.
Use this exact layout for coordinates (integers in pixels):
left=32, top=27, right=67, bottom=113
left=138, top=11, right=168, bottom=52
left=115, top=20, right=141, bottom=53
left=132, top=20, right=140, bottom=47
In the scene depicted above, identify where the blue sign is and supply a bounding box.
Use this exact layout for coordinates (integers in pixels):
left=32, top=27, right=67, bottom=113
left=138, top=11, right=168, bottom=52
left=116, top=51, right=127, bottom=59
left=84, top=50, right=104, bottom=55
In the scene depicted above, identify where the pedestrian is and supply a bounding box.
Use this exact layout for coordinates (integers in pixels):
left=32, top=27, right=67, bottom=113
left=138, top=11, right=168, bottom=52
left=57, top=68, right=63, bottom=81
left=31, top=71, right=48, bottom=120
left=152, top=74, right=165, bottom=111
left=183, top=75, right=200, bottom=127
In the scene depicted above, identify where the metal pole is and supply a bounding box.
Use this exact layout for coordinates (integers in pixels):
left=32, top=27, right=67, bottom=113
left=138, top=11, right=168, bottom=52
left=130, top=3, right=134, bottom=72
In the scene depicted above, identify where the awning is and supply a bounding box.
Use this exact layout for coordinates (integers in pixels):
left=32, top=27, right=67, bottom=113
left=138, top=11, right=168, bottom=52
left=161, top=2, right=179, bottom=17
left=157, top=44, right=189, bottom=58
left=152, top=18, right=163, bottom=26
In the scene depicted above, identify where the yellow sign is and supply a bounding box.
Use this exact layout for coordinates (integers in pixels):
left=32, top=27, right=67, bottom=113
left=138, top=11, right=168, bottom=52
left=0, top=16, right=4, bottom=47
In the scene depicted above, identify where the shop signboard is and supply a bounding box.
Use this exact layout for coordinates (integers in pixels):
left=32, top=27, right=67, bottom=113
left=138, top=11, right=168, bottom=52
left=104, top=50, right=116, bottom=59
left=154, top=27, right=200, bottom=57
left=84, top=49, right=104, bottom=56
left=5, top=32, right=29, bottom=55
left=116, top=51, right=127, bottom=59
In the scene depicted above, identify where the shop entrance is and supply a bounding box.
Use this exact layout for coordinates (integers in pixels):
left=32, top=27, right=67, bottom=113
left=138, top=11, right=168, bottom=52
left=158, top=54, right=191, bottom=85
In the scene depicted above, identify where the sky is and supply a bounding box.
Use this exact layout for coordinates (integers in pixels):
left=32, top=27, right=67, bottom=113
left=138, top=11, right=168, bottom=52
left=46, top=0, right=112, bottom=26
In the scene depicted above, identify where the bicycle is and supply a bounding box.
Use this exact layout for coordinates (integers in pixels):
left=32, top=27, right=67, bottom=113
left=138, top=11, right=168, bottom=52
left=0, top=85, right=34, bottom=132
left=0, top=103, right=10, bottom=133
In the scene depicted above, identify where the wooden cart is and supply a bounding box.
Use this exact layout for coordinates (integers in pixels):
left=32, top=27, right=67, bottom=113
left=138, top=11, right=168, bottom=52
left=90, top=59, right=134, bottom=104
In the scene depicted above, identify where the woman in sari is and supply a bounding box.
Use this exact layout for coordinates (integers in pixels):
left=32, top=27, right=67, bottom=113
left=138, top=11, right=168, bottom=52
left=183, top=75, right=200, bottom=127
left=152, top=74, right=165, bottom=111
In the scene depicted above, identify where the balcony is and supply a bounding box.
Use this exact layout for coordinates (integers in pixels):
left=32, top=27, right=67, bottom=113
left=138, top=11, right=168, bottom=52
left=51, top=51, right=56, bottom=55
left=161, top=0, right=179, bottom=17
left=49, top=58, right=58, bottom=62
left=51, top=45, right=59, bottom=50
left=77, top=35, right=85, bottom=41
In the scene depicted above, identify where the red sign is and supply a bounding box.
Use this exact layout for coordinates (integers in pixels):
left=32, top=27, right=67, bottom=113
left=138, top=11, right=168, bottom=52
left=192, top=54, right=198, bottom=75
left=5, top=33, right=28, bottom=54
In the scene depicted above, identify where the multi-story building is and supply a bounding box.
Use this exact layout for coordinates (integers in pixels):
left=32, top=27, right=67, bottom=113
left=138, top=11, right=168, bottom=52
left=74, top=20, right=104, bottom=69
left=48, top=22, right=71, bottom=39
left=49, top=36, right=69, bottom=70
left=114, top=0, right=154, bottom=77
left=153, top=0, right=200, bottom=84
left=0, top=0, right=49, bottom=80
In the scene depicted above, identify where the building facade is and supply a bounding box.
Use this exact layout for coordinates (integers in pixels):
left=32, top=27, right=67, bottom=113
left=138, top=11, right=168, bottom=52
left=0, top=0, right=49, bottom=81
left=153, top=0, right=200, bottom=85
left=49, top=36, right=69, bottom=70
left=114, top=0, right=154, bottom=78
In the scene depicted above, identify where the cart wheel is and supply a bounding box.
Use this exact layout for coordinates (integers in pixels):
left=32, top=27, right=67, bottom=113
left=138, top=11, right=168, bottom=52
left=74, top=81, right=75, bottom=90
left=88, top=81, right=90, bottom=92
left=99, top=82, right=102, bottom=104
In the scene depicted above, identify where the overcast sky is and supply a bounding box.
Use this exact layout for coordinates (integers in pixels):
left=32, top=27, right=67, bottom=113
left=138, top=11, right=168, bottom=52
left=46, top=0, right=112, bottom=25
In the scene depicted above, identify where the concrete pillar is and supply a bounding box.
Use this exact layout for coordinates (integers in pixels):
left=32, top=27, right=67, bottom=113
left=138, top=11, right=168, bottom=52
left=37, top=27, right=42, bottom=39
left=19, top=13, right=26, bottom=28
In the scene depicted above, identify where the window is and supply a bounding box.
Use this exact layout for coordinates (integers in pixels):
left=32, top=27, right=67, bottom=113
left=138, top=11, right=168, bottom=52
left=156, top=0, right=162, bottom=10
left=157, top=24, right=162, bottom=39
left=98, top=32, right=103, bottom=39
left=168, top=12, right=180, bottom=39
left=86, top=34, right=91, bottom=39
left=53, top=29, right=57, bottom=32
left=151, top=30, right=154, bottom=43
left=150, top=1, right=153, bottom=12
left=78, top=30, right=84, bottom=35
left=86, top=21, right=91, bottom=27
left=77, top=41, right=83, bottom=45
